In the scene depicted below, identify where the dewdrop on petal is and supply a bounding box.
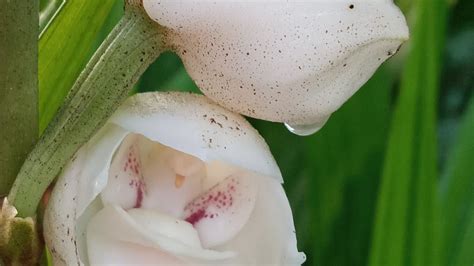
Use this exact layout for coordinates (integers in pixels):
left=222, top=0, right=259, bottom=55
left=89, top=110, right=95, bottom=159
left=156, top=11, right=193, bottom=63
left=143, top=0, right=409, bottom=135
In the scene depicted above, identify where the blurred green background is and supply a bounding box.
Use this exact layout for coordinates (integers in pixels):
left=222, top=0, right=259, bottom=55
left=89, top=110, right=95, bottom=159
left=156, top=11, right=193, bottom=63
left=37, top=0, right=473, bottom=265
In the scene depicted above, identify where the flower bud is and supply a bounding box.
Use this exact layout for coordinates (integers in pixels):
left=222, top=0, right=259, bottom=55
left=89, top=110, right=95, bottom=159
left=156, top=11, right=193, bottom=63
left=143, top=0, right=409, bottom=135
left=44, top=92, right=305, bottom=265
left=0, top=198, right=42, bottom=265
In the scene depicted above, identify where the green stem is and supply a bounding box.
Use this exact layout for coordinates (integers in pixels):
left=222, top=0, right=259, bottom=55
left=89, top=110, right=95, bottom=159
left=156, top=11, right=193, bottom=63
left=8, top=2, right=164, bottom=217
left=0, top=0, right=39, bottom=196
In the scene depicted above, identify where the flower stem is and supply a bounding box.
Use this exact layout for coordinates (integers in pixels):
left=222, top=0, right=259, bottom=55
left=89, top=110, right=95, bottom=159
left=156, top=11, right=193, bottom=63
left=8, top=2, right=165, bottom=218
left=0, top=0, right=38, bottom=196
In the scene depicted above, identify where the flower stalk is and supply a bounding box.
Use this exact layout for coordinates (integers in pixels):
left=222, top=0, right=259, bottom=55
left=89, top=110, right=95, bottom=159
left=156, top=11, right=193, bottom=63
left=0, top=0, right=38, bottom=196
left=9, top=1, right=165, bottom=218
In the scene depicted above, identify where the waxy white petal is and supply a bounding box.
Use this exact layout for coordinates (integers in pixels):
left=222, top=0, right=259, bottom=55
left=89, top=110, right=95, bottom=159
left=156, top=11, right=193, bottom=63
left=144, top=1, right=409, bottom=131
left=110, top=92, right=281, bottom=181
left=45, top=92, right=302, bottom=265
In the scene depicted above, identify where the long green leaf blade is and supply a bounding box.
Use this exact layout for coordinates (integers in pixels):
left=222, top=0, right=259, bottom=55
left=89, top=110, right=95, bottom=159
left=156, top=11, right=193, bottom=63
left=369, top=0, right=447, bottom=265
left=441, top=98, right=474, bottom=266
left=39, top=0, right=117, bottom=133
left=39, top=0, right=65, bottom=34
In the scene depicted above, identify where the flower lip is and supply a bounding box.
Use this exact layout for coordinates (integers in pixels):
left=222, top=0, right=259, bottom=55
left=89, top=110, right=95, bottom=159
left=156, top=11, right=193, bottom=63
left=143, top=1, right=409, bottom=130
left=101, top=133, right=260, bottom=249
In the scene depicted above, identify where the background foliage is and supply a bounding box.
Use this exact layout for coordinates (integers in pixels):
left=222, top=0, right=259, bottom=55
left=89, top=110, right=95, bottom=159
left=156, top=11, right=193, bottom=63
left=36, top=0, right=474, bottom=265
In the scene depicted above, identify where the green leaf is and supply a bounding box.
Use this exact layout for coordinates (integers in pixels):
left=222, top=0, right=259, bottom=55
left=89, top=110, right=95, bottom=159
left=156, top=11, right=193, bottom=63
left=0, top=0, right=38, bottom=195
left=441, top=98, right=474, bottom=266
left=39, top=0, right=117, bottom=133
left=369, top=0, right=447, bottom=265
left=39, top=0, right=65, bottom=34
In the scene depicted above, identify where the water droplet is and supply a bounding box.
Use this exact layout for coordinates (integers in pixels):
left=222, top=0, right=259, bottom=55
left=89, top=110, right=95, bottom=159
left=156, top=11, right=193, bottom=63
left=284, top=116, right=330, bottom=136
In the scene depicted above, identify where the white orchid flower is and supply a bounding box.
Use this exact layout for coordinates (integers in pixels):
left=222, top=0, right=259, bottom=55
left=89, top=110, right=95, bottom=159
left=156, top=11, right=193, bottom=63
left=44, top=92, right=305, bottom=265
left=143, top=0, right=409, bottom=135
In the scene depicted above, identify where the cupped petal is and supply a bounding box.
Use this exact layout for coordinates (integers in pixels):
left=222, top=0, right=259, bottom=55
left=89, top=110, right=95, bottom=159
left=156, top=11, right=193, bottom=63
left=43, top=147, right=87, bottom=266
left=44, top=125, right=129, bottom=266
left=109, top=92, right=281, bottom=181
left=45, top=92, right=289, bottom=265
left=143, top=1, right=409, bottom=129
